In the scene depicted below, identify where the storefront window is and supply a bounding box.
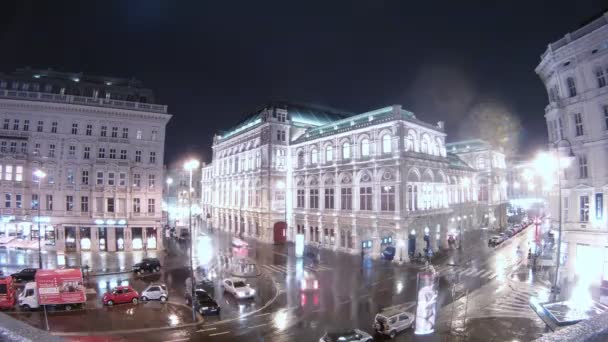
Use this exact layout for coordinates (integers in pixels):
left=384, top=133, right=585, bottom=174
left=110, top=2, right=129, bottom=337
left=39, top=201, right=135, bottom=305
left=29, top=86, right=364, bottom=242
left=146, top=227, right=157, bottom=249
left=45, top=225, right=55, bottom=246
left=98, top=227, right=107, bottom=251
left=116, top=228, right=124, bottom=251
left=132, top=227, right=143, bottom=250
left=79, top=227, right=91, bottom=251
left=65, top=227, right=76, bottom=252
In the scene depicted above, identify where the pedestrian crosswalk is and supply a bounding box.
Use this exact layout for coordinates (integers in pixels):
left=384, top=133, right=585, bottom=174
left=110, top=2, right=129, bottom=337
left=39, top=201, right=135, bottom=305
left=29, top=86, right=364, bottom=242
left=434, top=264, right=498, bottom=282
left=481, top=286, right=550, bottom=319
left=260, top=263, right=332, bottom=274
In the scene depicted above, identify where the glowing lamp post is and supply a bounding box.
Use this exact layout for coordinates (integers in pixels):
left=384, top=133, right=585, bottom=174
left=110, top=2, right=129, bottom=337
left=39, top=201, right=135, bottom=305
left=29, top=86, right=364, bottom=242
left=34, top=169, right=46, bottom=269
left=166, top=177, right=173, bottom=227
left=533, top=141, right=575, bottom=299
left=183, top=159, right=199, bottom=322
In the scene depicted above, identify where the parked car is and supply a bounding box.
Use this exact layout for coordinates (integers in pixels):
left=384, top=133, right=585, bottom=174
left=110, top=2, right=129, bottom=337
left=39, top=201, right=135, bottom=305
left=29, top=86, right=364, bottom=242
left=300, top=272, right=319, bottom=292
left=185, top=278, right=213, bottom=302
left=382, top=246, right=396, bottom=261
left=193, top=291, right=220, bottom=315
left=221, top=278, right=255, bottom=299
left=11, top=268, right=37, bottom=282
left=488, top=234, right=505, bottom=247
left=373, top=308, right=415, bottom=339
left=320, top=329, right=373, bottom=342
left=102, top=285, right=139, bottom=306
left=140, top=284, right=168, bottom=302
left=132, top=258, right=161, bottom=275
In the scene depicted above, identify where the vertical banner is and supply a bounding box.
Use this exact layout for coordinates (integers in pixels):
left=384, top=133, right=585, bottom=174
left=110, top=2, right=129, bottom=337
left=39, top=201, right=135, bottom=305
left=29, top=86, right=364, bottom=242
left=295, top=234, right=304, bottom=257
left=415, top=271, right=438, bottom=335
left=596, top=193, right=603, bottom=221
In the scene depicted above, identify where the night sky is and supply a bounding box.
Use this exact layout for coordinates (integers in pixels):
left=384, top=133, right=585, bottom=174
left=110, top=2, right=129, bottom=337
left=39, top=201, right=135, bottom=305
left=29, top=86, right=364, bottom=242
left=1, top=1, right=606, bottom=165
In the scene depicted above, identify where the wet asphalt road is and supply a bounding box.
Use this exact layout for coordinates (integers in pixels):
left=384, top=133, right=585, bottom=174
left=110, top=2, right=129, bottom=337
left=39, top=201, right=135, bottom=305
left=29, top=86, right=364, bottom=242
left=3, top=223, right=550, bottom=341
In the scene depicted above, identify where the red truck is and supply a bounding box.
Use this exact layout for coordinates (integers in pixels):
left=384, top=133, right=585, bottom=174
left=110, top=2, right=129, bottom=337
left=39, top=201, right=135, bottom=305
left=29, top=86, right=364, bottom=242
left=18, top=268, right=86, bottom=311
left=0, top=275, right=16, bottom=309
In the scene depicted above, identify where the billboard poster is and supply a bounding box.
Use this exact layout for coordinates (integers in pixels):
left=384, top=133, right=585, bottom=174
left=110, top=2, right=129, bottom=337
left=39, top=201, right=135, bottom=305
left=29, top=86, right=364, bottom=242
left=415, top=271, right=438, bottom=335
left=36, top=269, right=85, bottom=305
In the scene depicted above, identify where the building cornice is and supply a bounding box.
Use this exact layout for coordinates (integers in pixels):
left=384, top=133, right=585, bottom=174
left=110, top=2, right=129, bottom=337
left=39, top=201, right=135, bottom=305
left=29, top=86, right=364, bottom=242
left=0, top=98, right=172, bottom=123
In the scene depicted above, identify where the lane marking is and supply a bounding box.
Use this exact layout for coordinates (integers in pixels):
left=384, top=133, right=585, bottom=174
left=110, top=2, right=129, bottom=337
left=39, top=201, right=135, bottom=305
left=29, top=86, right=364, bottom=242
left=248, top=323, right=270, bottom=329
left=311, top=309, right=324, bottom=313
left=209, top=331, right=230, bottom=337
left=196, top=327, right=217, bottom=332
left=167, top=339, right=189, bottom=342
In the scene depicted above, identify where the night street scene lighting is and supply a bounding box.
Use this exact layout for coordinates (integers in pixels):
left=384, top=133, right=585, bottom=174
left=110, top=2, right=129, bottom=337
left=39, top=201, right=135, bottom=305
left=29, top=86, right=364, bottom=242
left=1, top=2, right=608, bottom=341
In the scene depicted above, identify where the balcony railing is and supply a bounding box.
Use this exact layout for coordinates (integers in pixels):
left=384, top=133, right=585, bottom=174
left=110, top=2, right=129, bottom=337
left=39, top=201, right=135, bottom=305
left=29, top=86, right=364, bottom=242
left=0, top=89, right=168, bottom=114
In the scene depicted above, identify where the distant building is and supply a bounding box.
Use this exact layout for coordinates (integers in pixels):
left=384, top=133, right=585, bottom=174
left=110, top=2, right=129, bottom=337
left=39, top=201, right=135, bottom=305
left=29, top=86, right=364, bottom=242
left=0, top=68, right=171, bottom=253
left=163, top=163, right=202, bottom=229
left=205, top=101, right=505, bottom=259
left=446, top=140, right=508, bottom=229
left=536, top=12, right=608, bottom=289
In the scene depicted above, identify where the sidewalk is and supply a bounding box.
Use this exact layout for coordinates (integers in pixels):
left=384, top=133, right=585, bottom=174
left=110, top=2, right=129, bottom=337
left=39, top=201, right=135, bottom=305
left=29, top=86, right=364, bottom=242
left=0, top=238, right=187, bottom=277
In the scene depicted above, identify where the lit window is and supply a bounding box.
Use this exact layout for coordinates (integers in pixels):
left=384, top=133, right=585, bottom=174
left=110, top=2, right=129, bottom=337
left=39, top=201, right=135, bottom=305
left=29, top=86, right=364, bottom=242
left=382, top=134, right=392, bottom=154
left=15, top=166, right=23, bottom=181
left=360, top=139, right=370, bottom=157
left=311, top=149, right=318, bottom=164
left=4, top=165, right=12, bottom=181
left=325, top=145, right=333, bottom=162
left=342, top=142, right=350, bottom=160
left=136, top=130, right=142, bottom=140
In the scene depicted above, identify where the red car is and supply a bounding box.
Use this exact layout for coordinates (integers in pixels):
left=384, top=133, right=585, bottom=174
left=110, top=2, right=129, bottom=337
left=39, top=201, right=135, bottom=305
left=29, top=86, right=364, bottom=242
left=102, top=285, right=139, bottom=306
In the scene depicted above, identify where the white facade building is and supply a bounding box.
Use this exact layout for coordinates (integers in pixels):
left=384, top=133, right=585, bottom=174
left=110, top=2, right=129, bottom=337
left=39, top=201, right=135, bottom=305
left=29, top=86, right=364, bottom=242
left=0, top=68, right=171, bottom=253
left=536, top=12, right=608, bottom=290
left=206, top=102, right=500, bottom=259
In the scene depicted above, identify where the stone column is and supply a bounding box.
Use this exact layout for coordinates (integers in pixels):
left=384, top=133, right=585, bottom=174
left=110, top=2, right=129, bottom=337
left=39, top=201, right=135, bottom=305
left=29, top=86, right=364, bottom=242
left=107, top=227, right=116, bottom=252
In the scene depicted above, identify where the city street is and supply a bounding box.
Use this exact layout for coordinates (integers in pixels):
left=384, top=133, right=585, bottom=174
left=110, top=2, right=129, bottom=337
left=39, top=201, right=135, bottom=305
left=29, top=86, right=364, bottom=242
left=2, top=222, right=553, bottom=341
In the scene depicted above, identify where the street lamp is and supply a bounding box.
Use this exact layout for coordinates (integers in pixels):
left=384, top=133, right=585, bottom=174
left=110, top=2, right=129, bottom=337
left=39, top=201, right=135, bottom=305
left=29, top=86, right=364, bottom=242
left=166, top=177, right=173, bottom=227
left=34, top=169, right=46, bottom=269
left=33, top=169, right=49, bottom=331
left=539, top=140, right=575, bottom=299
left=183, top=159, right=199, bottom=322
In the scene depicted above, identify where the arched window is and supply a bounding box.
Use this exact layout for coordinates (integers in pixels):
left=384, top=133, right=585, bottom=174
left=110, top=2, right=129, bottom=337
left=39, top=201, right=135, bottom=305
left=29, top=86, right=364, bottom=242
left=311, top=148, right=318, bottom=164
left=297, top=151, right=304, bottom=168
left=342, top=142, right=350, bottom=160
left=382, top=134, right=392, bottom=154
left=405, top=134, right=415, bottom=152
left=360, top=138, right=370, bottom=157
left=421, top=136, right=429, bottom=154
left=325, top=145, right=333, bottom=162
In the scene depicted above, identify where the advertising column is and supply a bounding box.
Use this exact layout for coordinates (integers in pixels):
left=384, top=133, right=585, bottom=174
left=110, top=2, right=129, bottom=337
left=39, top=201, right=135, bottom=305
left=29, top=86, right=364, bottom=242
left=415, top=271, right=438, bottom=335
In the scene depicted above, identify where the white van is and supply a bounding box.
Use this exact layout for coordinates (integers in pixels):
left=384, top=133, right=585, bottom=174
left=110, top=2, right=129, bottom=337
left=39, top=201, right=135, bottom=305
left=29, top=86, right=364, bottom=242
left=373, top=308, right=414, bottom=339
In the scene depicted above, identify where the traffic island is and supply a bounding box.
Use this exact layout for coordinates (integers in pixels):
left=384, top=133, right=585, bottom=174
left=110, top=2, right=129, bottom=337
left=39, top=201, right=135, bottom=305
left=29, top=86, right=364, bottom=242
left=6, top=301, right=202, bottom=335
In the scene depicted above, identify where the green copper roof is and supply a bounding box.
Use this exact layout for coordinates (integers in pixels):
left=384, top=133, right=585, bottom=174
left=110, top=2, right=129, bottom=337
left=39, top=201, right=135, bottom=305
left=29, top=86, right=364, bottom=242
left=217, top=101, right=351, bottom=142
left=293, top=105, right=417, bottom=143
left=447, top=152, right=475, bottom=171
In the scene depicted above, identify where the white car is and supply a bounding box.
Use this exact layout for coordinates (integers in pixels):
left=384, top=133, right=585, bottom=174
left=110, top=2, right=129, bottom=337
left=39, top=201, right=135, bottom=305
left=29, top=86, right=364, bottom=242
left=231, top=238, right=248, bottom=248
left=141, top=284, right=169, bottom=302
left=319, top=329, right=373, bottom=342
left=373, top=308, right=414, bottom=338
left=222, top=278, right=255, bottom=299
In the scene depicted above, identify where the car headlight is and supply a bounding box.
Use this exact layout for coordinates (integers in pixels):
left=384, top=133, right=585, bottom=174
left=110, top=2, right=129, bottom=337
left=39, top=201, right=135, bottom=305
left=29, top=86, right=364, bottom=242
left=237, top=292, right=244, bottom=297
left=201, top=306, right=209, bottom=310
left=250, top=289, right=256, bottom=295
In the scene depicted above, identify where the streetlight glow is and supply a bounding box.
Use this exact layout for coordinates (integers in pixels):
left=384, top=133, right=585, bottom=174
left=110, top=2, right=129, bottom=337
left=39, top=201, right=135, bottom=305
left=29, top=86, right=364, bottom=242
left=166, top=177, right=173, bottom=185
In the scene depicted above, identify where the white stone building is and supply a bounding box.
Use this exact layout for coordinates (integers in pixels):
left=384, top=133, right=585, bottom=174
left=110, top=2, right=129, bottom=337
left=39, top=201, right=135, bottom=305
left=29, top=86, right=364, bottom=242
left=206, top=102, right=498, bottom=259
left=536, top=11, right=608, bottom=289
left=0, top=68, right=171, bottom=253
